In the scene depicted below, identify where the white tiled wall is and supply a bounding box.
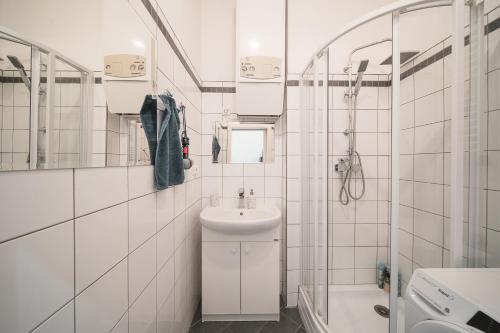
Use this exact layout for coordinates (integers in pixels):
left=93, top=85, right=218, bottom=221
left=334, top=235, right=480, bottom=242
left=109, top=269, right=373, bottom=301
left=200, top=90, right=283, bottom=204
left=0, top=166, right=202, bottom=333
left=396, top=11, right=500, bottom=291
left=328, top=74, right=391, bottom=286
left=286, top=71, right=391, bottom=304
left=285, top=78, right=299, bottom=306
left=397, top=41, right=451, bottom=295
left=484, top=6, right=500, bottom=268
left=0, top=0, right=204, bottom=332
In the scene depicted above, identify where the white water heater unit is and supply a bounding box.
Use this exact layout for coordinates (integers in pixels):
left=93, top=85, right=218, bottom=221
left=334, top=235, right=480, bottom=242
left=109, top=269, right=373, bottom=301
left=236, top=0, right=285, bottom=117
left=103, top=0, right=155, bottom=115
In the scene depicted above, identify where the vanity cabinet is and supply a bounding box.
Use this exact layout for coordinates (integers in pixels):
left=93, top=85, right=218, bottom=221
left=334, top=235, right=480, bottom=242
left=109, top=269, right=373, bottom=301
left=241, top=241, right=279, bottom=314
left=202, top=240, right=279, bottom=321
left=202, top=242, right=241, bottom=315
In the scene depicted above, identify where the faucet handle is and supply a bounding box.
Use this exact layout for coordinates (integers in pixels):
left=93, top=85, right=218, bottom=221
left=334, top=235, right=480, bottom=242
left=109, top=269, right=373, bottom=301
left=238, top=188, right=245, bottom=197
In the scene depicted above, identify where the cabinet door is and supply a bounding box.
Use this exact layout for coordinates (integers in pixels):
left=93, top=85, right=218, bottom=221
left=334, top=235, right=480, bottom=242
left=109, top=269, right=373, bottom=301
left=241, top=241, right=279, bottom=314
left=202, top=242, right=240, bottom=315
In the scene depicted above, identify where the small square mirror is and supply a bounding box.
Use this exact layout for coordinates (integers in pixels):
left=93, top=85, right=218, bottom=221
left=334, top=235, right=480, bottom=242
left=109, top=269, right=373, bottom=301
left=230, top=129, right=265, bottom=163
left=213, top=122, right=275, bottom=164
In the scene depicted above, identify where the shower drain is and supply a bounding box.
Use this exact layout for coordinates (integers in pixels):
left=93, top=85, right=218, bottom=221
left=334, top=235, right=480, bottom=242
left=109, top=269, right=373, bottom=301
left=374, top=305, right=390, bottom=318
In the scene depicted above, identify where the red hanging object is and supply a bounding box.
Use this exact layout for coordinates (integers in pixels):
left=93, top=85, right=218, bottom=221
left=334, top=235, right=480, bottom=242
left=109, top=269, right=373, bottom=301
left=180, top=104, right=192, bottom=169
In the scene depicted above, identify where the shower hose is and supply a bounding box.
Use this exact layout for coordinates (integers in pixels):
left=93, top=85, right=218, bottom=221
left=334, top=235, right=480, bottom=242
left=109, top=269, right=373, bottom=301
left=339, top=150, right=365, bottom=205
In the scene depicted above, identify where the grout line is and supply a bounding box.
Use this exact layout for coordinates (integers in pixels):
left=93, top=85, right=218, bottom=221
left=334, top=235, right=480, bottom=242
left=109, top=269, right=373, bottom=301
left=411, top=58, right=416, bottom=272
left=442, top=41, right=446, bottom=266
left=75, top=256, right=128, bottom=298
left=0, top=217, right=74, bottom=246
left=126, top=167, right=130, bottom=333
left=73, top=168, right=76, bottom=331
left=140, top=0, right=202, bottom=91
left=27, top=298, right=75, bottom=333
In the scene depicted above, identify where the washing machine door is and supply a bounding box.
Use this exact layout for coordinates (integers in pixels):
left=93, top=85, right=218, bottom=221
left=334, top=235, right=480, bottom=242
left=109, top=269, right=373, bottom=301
left=410, top=320, right=471, bottom=333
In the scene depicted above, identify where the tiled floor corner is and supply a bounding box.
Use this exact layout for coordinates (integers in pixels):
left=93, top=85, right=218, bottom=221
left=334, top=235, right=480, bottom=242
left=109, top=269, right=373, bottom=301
left=189, top=299, right=305, bottom=333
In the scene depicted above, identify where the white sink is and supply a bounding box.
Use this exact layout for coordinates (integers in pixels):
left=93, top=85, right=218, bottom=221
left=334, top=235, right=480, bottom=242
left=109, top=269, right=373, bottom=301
left=200, top=205, right=281, bottom=234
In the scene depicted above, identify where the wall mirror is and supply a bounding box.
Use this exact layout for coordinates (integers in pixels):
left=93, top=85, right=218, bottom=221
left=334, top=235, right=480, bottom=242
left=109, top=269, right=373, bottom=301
left=213, top=121, right=275, bottom=164
left=0, top=0, right=169, bottom=171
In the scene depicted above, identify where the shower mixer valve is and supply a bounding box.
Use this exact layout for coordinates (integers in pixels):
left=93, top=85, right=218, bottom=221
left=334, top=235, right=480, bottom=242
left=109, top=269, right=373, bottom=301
left=335, top=158, right=349, bottom=173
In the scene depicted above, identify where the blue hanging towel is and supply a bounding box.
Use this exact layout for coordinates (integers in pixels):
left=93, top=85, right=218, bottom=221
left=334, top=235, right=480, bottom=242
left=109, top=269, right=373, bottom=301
left=140, top=95, right=185, bottom=190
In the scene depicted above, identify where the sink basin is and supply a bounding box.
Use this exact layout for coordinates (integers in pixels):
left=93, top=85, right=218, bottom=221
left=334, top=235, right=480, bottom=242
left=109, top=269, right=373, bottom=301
left=200, top=206, right=281, bottom=234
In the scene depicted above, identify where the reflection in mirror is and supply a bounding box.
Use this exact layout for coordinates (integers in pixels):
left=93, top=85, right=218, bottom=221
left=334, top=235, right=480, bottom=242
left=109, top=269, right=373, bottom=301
left=0, top=34, right=32, bottom=170
left=126, top=117, right=151, bottom=166
left=230, top=129, right=264, bottom=163
left=0, top=0, right=158, bottom=171
left=212, top=121, right=275, bottom=164
left=0, top=28, right=94, bottom=171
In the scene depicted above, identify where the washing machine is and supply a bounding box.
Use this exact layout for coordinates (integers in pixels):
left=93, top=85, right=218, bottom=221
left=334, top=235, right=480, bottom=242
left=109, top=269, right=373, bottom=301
left=405, top=268, right=500, bottom=333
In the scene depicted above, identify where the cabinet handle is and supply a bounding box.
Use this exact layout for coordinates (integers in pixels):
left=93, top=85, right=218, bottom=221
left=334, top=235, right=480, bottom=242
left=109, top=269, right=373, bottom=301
left=244, top=247, right=249, bottom=254
left=231, top=248, right=237, bottom=255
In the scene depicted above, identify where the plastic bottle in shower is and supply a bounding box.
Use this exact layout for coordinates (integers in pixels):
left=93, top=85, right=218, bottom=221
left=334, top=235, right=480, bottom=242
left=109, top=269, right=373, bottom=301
left=377, top=263, right=386, bottom=289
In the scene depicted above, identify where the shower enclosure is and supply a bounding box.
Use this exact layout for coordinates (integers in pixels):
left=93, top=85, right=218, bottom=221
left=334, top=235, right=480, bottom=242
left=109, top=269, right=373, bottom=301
left=297, top=0, right=499, bottom=332
left=0, top=26, right=93, bottom=170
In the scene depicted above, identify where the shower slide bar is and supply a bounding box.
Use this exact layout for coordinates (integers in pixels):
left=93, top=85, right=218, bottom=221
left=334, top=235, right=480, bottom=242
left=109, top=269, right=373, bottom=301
left=0, top=25, right=94, bottom=169
left=299, top=0, right=468, bottom=332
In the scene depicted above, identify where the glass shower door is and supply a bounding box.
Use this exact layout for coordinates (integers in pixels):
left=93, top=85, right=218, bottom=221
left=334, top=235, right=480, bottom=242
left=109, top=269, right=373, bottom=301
left=315, top=51, right=329, bottom=323
left=465, top=0, right=500, bottom=269
left=299, top=51, right=329, bottom=326
left=300, top=66, right=314, bottom=304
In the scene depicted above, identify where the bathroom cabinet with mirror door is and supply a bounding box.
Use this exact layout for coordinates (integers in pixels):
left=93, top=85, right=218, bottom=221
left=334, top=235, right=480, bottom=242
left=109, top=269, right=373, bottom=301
left=212, top=121, right=275, bottom=164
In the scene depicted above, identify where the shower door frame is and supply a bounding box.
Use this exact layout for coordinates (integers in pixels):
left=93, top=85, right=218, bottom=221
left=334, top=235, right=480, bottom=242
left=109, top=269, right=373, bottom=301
left=311, top=50, right=329, bottom=323
left=298, top=0, right=471, bottom=331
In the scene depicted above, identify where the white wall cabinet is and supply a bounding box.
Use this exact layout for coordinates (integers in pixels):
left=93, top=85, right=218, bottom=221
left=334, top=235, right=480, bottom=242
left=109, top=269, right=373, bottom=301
left=202, top=240, right=280, bottom=321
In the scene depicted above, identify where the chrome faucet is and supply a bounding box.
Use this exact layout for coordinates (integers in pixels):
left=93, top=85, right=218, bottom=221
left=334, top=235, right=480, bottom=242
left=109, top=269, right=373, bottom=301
left=238, top=188, right=246, bottom=209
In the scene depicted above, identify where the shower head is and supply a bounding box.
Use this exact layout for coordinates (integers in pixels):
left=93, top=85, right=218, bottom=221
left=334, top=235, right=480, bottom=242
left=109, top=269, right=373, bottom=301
left=357, top=59, right=369, bottom=74
left=7, top=55, right=31, bottom=90
left=353, top=59, right=369, bottom=96
left=7, top=55, right=24, bottom=69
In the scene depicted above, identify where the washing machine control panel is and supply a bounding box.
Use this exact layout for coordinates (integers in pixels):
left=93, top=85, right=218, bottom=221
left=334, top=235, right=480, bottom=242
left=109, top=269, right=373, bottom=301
left=409, top=271, right=494, bottom=332
left=411, top=271, right=457, bottom=316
